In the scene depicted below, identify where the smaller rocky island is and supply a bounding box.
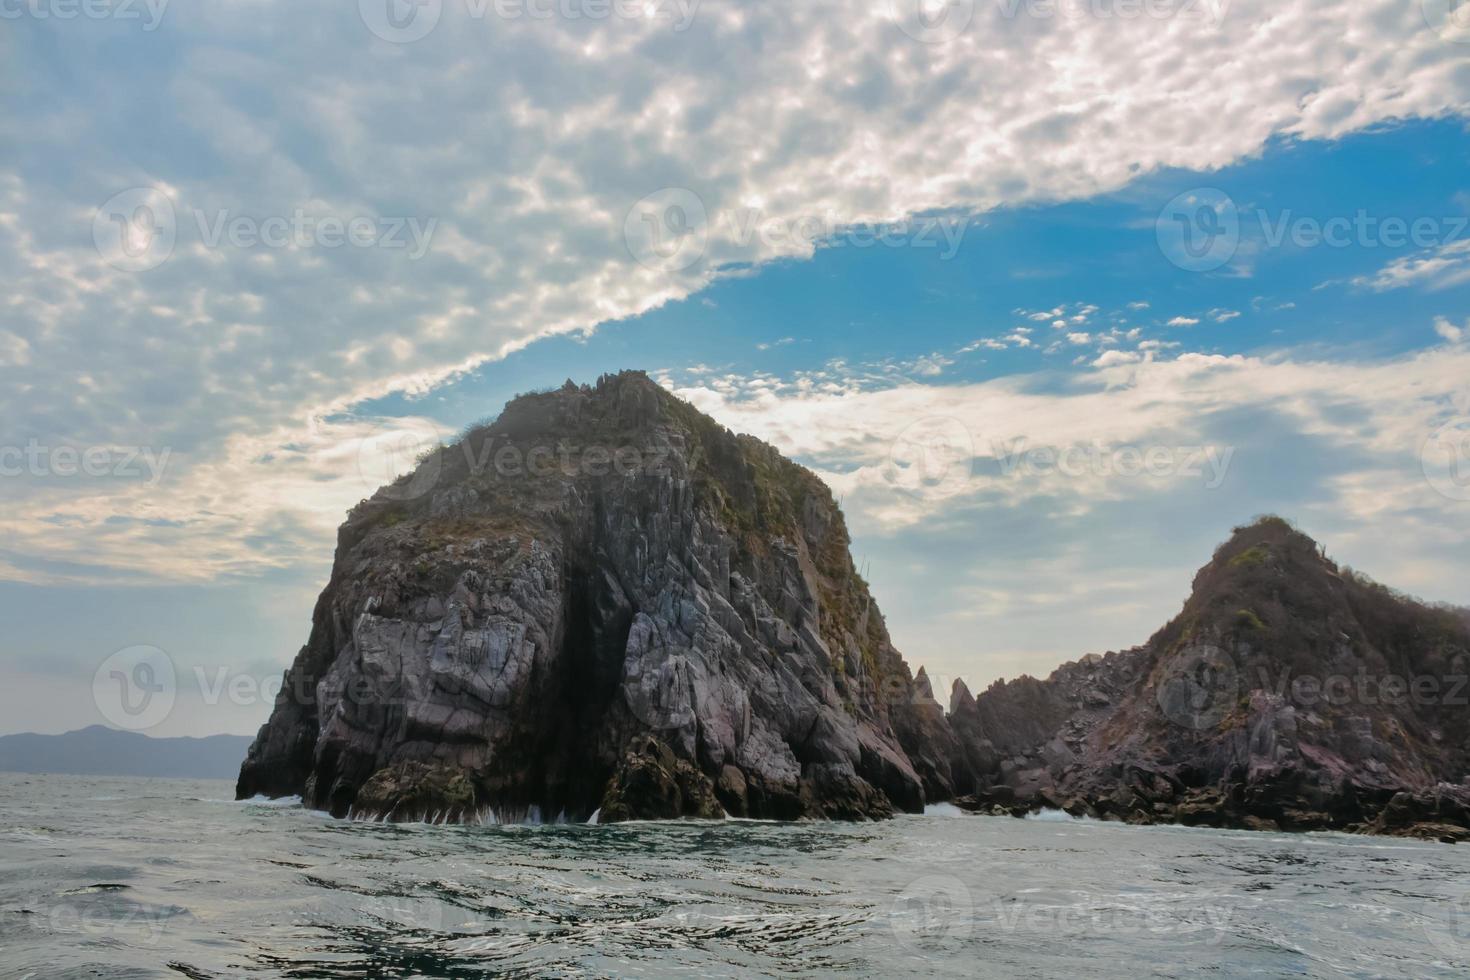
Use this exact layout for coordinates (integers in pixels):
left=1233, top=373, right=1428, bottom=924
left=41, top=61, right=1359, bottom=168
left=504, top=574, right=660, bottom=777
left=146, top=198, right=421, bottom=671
left=239, top=373, right=1470, bottom=841
left=949, top=517, right=1470, bottom=843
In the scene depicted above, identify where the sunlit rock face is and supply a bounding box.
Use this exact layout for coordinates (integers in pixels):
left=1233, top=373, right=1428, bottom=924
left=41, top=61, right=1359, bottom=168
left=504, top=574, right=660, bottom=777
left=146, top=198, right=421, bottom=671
left=236, top=371, right=949, bottom=823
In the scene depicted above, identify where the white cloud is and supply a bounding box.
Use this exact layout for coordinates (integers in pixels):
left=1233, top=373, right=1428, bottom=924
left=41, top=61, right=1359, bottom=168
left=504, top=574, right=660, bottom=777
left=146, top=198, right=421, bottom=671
left=1093, top=349, right=1143, bottom=367
left=906, top=353, right=956, bottom=376
left=1354, top=239, right=1470, bottom=292
left=1436, top=316, right=1467, bottom=344
left=1166, top=316, right=1201, bottom=327
left=649, top=346, right=1470, bottom=695
left=2, top=0, right=1468, bottom=584
left=0, top=415, right=451, bottom=586
left=666, top=345, right=1470, bottom=530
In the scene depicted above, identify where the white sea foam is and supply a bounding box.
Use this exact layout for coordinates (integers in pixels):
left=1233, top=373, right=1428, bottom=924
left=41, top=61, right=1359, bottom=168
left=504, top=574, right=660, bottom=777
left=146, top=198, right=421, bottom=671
left=1026, top=808, right=1095, bottom=823
left=922, top=802, right=970, bottom=818
left=471, top=804, right=575, bottom=826
left=233, top=795, right=304, bottom=807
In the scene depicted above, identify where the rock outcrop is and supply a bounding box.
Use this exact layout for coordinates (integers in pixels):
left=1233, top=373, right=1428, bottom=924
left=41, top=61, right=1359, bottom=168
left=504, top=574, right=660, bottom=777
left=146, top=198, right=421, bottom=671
left=236, top=378, right=1470, bottom=841
left=237, top=372, right=938, bottom=823
left=948, top=517, right=1470, bottom=842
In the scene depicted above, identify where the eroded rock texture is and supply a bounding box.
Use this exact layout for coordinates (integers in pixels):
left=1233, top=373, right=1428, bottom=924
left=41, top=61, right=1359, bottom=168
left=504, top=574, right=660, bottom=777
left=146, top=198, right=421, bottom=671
left=237, top=378, right=1470, bottom=841
left=237, top=372, right=939, bottom=822
left=948, top=518, right=1470, bottom=841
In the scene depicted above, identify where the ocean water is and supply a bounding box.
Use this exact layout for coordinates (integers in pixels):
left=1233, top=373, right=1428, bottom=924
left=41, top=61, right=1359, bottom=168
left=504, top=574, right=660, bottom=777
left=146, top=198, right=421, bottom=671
left=3, top=774, right=1469, bottom=978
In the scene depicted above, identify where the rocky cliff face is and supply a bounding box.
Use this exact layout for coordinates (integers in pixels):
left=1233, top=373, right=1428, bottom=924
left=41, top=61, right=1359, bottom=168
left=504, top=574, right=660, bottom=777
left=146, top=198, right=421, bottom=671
left=238, top=382, right=1469, bottom=840
left=950, top=517, right=1470, bottom=841
left=237, top=372, right=945, bottom=822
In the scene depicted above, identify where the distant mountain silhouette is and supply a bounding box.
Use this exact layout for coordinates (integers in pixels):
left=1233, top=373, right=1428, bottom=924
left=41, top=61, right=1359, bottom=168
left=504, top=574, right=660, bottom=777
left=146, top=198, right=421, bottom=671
left=0, top=726, right=252, bottom=780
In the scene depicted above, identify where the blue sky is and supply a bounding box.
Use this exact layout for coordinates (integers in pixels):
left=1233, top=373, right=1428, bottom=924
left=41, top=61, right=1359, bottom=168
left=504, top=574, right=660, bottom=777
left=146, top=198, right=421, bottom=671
left=371, top=119, right=1470, bottom=418
left=1, top=1, right=1468, bottom=735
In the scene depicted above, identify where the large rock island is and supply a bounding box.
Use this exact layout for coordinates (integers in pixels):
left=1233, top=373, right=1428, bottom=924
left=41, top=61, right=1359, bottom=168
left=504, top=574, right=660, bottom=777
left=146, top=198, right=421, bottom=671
left=239, top=372, right=1470, bottom=840
left=238, top=372, right=946, bottom=822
